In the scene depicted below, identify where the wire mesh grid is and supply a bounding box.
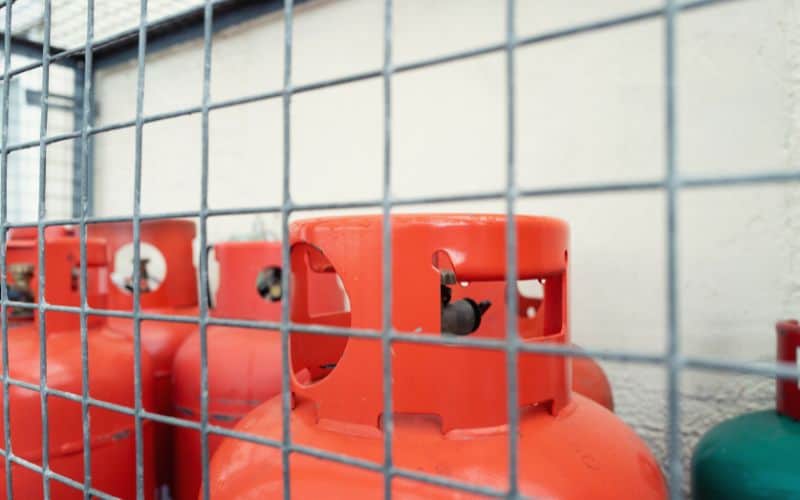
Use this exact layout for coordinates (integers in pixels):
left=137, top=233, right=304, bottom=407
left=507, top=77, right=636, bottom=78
left=0, top=52, right=76, bottom=223
left=10, top=0, right=206, bottom=50
left=0, top=0, right=796, bottom=499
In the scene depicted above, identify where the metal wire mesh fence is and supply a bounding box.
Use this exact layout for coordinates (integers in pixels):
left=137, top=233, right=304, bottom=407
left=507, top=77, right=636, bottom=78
left=0, top=0, right=797, bottom=499
left=0, top=53, right=76, bottom=223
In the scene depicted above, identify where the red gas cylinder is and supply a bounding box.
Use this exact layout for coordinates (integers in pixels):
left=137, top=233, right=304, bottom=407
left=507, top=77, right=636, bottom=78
left=172, top=241, right=345, bottom=500
left=88, top=219, right=198, bottom=496
left=208, top=214, right=666, bottom=499
left=0, top=234, right=156, bottom=499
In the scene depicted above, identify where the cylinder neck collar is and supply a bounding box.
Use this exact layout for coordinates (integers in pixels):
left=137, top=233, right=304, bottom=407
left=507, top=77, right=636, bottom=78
left=7, top=236, right=107, bottom=332
left=88, top=219, right=198, bottom=310
left=211, top=241, right=282, bottom=321
left=289, top=214, right=571, bottom=431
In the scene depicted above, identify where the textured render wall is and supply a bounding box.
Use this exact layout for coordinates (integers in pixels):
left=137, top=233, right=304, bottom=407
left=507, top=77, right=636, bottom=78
left=93, top=0, right=800, bottom=493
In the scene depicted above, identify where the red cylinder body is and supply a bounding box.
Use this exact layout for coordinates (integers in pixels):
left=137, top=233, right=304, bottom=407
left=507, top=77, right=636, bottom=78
left=0, top=235, right=156, bottom=499
left=171, top=241, right=345, bottom=500
left=208, top=214, right=665, bottom=499
left=88, top=219, right=198, bottom=496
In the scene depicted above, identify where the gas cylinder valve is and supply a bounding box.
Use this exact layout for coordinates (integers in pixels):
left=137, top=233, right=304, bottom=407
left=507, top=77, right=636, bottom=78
left=442, top=297, right=491, bottom=336
left=8, top=263, right=34, bottom=318
left=8, top=263, right=34, bottom=300
left=256, top=266, right=282, bottom=302
left=122, top=258, right=158, bottom=293
left=440, top=271, right=491, bottom=336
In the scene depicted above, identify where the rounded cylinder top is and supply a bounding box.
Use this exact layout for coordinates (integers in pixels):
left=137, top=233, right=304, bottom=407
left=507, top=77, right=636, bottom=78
left=88, top=219, right=198, bottom=310
left=777, top=320, right=800, bottom=420
left=289, top=213, right=571, bottom=431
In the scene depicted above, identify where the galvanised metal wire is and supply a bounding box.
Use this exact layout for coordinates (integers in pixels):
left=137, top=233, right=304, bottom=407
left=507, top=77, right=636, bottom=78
left=0, top=58, right=77, bottom=223
left=504, top=1, right=520, bottom=494
left=35, top=2, right=52, bottom=498
left=76, top=1, right=94, bottom=498
left=10, top=0, right=207, bottom=50
left=130, top=0, right=147, bottom=496
left=0, top=0, right=797, bottom=499
left=381, top=1, right=394, bottom=499
left=0, top=1, right=13, bottom=496
left=279, top=1, right=293, bottom=498
left=664, top=0, right=681, bottom=495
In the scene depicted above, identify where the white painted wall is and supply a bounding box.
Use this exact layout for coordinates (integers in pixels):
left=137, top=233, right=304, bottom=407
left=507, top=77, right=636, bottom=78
left=93, top=0, right=800, bottom=493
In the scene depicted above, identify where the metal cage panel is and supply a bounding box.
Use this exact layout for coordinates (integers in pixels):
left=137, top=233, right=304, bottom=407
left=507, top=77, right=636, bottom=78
left=0, top=0, right=798, bottom=499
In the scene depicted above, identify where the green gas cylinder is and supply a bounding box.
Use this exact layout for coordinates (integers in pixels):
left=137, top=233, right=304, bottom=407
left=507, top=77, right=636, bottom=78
left=691, top=320, right=800, bottom=499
